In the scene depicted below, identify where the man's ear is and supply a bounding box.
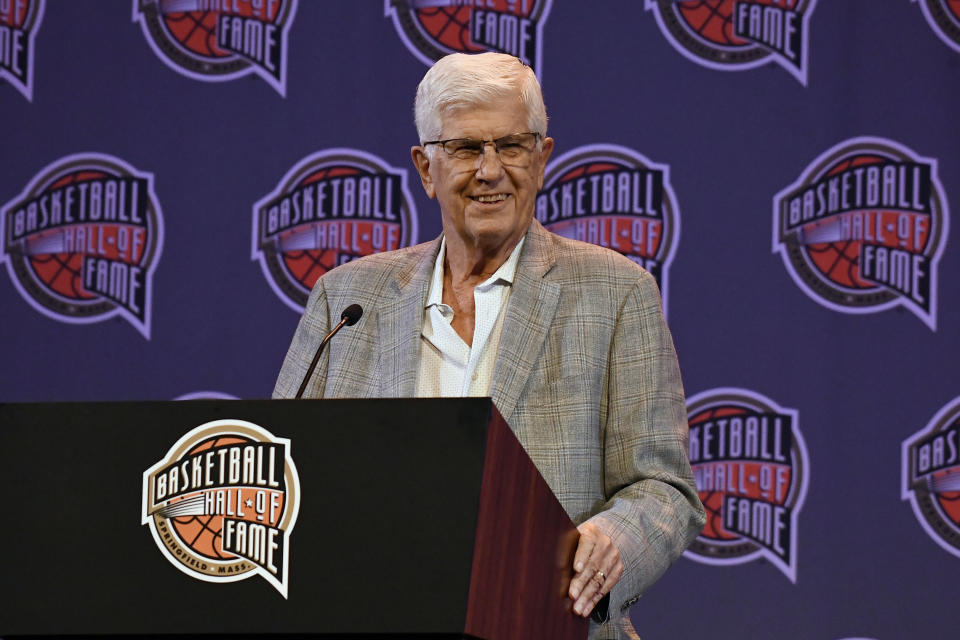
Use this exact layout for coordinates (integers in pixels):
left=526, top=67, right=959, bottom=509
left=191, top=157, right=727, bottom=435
left=536, top=136, right=555, bottom=190
left=410, top=146, right=436, bottom=199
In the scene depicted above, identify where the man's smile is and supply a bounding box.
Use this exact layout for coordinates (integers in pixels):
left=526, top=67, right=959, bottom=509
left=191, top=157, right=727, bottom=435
left=470, top=193, right=511, bottom=203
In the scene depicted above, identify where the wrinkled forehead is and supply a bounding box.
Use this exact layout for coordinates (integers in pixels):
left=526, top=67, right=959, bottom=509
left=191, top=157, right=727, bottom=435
left=438, top=94, right=528, bottom=138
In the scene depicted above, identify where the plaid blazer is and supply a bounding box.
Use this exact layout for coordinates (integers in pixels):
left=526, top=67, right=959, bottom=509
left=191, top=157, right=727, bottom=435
left=274, top=220, right=705, bottom=638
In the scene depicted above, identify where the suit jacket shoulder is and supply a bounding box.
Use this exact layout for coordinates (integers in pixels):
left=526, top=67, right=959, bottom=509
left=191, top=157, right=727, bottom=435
left=320, top=238, right=439, bottom=307
left=543, top=229, right=661, bottom=302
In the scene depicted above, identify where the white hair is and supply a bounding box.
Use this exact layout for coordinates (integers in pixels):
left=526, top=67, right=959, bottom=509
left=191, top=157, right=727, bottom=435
left=414, top=52, right=548, bottom=144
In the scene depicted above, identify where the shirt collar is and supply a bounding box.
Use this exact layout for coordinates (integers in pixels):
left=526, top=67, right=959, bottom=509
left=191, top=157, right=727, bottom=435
left=425, top=235, right=527, bottom=308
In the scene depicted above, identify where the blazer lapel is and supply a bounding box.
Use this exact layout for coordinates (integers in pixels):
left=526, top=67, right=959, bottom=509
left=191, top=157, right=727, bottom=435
left=491, top=221, right=560, bottom=426
left=377, top=238, right=440, bottom=397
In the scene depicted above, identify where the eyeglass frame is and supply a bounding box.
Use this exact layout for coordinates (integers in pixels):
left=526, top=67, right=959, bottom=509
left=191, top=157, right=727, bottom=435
left=421, top=132, right=543, bottom=165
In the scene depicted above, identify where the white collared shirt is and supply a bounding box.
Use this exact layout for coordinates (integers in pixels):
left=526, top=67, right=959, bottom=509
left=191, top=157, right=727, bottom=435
left=415, top=236, right=525, bottom=398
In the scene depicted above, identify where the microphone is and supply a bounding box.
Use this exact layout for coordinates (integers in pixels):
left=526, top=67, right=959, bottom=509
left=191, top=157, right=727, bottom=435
left=294, top=304, right=363, bottom=399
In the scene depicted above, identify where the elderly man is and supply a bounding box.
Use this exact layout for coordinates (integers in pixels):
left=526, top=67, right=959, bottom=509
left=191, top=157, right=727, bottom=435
left=274, top=52, right=704, bottom=639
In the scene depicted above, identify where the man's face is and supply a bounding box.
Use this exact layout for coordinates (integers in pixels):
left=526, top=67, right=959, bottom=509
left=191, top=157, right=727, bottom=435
left=411, top=94, right=554, bottom=256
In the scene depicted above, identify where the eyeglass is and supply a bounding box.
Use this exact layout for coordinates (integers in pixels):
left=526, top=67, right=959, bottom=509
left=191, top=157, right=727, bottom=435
left=423, top=132, right=541, bottom=166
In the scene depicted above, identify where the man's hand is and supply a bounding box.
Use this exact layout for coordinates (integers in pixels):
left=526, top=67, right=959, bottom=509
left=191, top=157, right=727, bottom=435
left=568, top=521, right=624, bottom=617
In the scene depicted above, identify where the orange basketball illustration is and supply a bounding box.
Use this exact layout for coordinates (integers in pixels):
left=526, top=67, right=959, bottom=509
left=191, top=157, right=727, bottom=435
left=386, top=0, right=552, bottom=73
left=413, top=0, right=537, bottom=52
left=142, top=420, right=300, bottom=597
left=253, top=149, right=417, bottom=312
left=676, top=0, right=743, bottom=47
left=280, top=166, right=363, bottom=292
left=133, top=0, right=298, bottom=94
left=647, top=0, right=816, bottom=83
left=169, top=435, right=249, bottom=560
left=162, top=10, right=225, bottom=58
left=0, top=153, right=163, bottom=338
left=24, top=169, right=141, bottom=303
left=773, top=136, right=946, bottom=330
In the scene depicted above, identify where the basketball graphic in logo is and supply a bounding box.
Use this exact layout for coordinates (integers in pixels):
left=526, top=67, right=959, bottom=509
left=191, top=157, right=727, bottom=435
left=0, top=0, right=44, bottom=100
left=252, top=148, right=418, bottom=312
left=1, top=153, right=164, bottom=338
left=132, top=0, right=298, bottom=95
left=142, top=419, right=300, bottom=597
left=537, top=143, right=680, bottom=316
left=385, top=0, right=553, bottom=75
left=772, top=136, right=949, bottom=330
left=684, top=388, right=809, bottom=582
left=902, top=396, right=960, bottom=558
left=645, top=0, right=818, bottom=84
left=915, top=0, right=960, bottom=53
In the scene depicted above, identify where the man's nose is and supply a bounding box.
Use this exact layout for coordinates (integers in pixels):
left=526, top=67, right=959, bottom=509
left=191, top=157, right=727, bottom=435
left=475, top=142, right=505, bottom=179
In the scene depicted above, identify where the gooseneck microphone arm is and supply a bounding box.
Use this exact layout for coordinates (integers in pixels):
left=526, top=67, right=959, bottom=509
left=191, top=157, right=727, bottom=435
left=294, top=303, right=363, bottom=399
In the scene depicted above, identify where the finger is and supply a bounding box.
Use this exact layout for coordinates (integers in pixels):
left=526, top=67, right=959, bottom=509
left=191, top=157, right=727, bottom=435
left=587, top=588, right=605, bottom=613
left=573, top=567, right=607, bottom=616
left=575, top=555, right=625, bottom=617
left=568, top=533, right=598, bottom=600
left=593, top=562, right=622, bottom=601
left=568, top=562, right=596, bottom=602
left=572, top=533, right=597, bottom=574
left=572, top=569, right=603, bottom=616
left=590, top=538, right=623, bottom=588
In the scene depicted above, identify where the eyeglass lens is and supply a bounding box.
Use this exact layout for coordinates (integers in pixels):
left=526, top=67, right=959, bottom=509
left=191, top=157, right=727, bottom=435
left=442, top=133, right=538, bottom=165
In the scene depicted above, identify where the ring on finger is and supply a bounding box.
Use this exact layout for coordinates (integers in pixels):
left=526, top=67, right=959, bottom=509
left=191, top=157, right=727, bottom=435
left=593, top=569, right=606, bottom=587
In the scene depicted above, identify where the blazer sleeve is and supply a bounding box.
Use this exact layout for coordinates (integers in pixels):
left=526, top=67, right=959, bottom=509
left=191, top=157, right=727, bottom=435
left=586, top=270, right=706, bottom=618
left=272, top=276, right=332, bottom=399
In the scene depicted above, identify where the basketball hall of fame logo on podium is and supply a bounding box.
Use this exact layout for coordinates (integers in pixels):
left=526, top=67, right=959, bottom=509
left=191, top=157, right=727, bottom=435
left=683, top=388, right=809, bottom=583
left=142, top=419, right=301, bottom=597
left=645, top=0, right=817, bottom=85
left=385, top=0, right=553, bottom=76
left=902, top=396, right=960, bottom=559
left=0, top=0, right=44, bottom=101
left=772, top=136, right=949, bottom=331
left=914, top=0, right=960, bottom=54
left=252, top=148, right=418, bottom=313
left=536, top=143, right=680, bottom=317
left=132, top=0, right=298, bottom=95
left=0, top=152, right=164, bottom=339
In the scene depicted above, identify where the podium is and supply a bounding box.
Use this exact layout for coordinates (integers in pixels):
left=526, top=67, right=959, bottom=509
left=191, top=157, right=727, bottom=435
left=0, top=398, right=588, bottom=639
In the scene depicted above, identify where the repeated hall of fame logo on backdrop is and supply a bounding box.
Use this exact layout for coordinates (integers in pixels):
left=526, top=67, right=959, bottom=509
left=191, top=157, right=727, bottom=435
left=0, top=152, right=164, bottom=338
left=683, top=388, right=809, bottom=582
left=902, top=396, right=960, bottom=559
left=0, top=0, right=44, bottom=101
left=133, top=0, right=298, bottom=95
left=142, top=419, right=301, bottom=597
left=252, top=148, right=418, bottom=312
left=385, top=0, right=552, bottom=75
left=536, top=143, right=680, bottom=316
left=645, top=0, right=817, bottom=85
left=914, top=0, right=960, bottom=53
left=772, top=136, right=949, bottom=331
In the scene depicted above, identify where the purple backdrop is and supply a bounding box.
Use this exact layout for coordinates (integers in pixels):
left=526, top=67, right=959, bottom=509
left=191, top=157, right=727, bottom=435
left=2, top=1, right=959, bottom=637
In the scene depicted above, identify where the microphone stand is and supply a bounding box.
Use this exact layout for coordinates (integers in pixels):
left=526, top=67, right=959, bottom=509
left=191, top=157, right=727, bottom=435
left=294, top=304, right=362, bottom=399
